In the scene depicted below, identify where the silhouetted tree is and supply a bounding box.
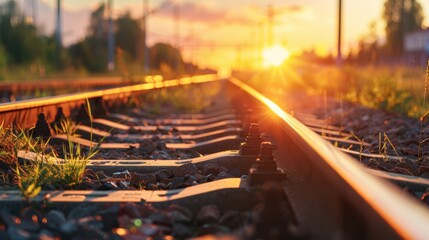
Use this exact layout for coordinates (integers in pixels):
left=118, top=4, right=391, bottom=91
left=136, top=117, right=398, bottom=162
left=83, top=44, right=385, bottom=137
left=69, top=4, right=108, bottom=72
left=356, top=21, right=379, bottom=64
left=383, top=0, right=424, bottom=56
left=115, top=13, right=141, bottom=62
left=150, top=43, right=184, bottom=73
left=0, top=0, right=42, bottom=64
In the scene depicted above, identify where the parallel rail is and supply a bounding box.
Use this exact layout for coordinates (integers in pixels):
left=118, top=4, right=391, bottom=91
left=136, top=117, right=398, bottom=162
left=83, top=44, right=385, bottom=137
left=0, top=74, right=218, bottom=129
left=228, top=77, right=429, bottom=239
left=0, top=74, right=428, bottom=238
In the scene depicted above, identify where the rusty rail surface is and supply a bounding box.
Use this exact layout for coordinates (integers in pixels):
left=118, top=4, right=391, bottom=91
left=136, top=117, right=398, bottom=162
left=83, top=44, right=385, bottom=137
left=0, top=74, right=218, bottom=129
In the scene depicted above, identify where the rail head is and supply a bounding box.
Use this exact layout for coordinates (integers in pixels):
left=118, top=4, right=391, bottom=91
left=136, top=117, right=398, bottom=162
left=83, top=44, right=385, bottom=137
left=0, top=74, right=219, bottom=113
left=228, top=76, right=429, bottom=239
left=0, top=74, right=220, bottom=129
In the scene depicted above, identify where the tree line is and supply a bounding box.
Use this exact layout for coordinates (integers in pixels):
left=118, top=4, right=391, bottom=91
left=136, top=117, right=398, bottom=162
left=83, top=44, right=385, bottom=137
left=349, top=0, right=425, bottom=65
left=0, top=1, right=191, bottom=79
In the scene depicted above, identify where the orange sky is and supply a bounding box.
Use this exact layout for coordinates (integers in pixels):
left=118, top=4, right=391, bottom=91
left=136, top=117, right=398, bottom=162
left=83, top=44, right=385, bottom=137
left=10, top=0, right=429, bottom=71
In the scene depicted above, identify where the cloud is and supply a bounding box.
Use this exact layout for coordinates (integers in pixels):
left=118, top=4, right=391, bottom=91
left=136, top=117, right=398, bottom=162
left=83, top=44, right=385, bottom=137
left=151, top=1, right=313, bottom=28
left=154, top=0, right=254, bottom=25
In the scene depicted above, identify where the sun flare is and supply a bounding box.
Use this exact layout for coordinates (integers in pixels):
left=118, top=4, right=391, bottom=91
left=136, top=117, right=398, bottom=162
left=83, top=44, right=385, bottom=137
left=262, top=45, right=290, bottom=67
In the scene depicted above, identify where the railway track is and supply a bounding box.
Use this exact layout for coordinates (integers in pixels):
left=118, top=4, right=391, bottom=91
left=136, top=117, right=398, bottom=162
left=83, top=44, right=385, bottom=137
left=0, top=74, right=170, bottom=102
left=0, top=74, right=429, bottom=239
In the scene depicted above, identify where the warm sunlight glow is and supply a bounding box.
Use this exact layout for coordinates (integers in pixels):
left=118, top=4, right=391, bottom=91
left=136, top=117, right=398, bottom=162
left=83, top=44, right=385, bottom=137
left=262, top=45, right=290, bottom=67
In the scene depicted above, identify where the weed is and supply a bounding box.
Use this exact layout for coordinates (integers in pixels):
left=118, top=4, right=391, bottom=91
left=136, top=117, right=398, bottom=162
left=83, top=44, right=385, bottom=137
left=351, top=133, right=368, bottom=163
left=378, top=132, right=400, bottom=161
left=418, top=60, right=429, bottom=161
left=13, top=99, right=101, bottom=199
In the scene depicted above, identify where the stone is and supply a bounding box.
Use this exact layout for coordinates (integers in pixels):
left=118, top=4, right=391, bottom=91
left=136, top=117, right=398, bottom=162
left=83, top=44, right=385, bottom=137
left=130, top=173, right=157, bottom=186
left=172, top=223, right=194, bottom=238
left=196, top=205, right=220, bottom=224
left=148, top=212, right=171, bottom=226
left=215, top=171, right=235, bottom=180
left=202, top=163, right=227, bottom=176
left=38, top=229, right=57, bottom=240
left=18, top=208, right=41, bottom=232
left=77, top=216, right=103, bottom=229
left=194, top=173, right=206, bottom=183
left=197, top=223, right=230, bottom=236
left=160, top=178, right=172, bottom=185
left=0, top=211, right=19, bottom=227
left=166, top=205, right=193, bottom=221
left=150, top=151, right=171, bottom=160
left=7, top=226, right=31, bottom=240
left=139, top=140, right=156, bottom=155
left=206, top=174, right=216, bottom=182
left=219, top=210, right=241, bottom=228
left=156, top=182, right=167, bottom=190
left=68, top=206, right=98, bottom=221
left=184, top=174, right=198, bottom=186
left=166, top=211, right=191, bottom=224
left=419, top=165, right=429, bottom=175
left=75, top=225, right=108, bottom=240
left=173, top=163, right=198, bottom=177
left=59, top=221, right=79, bottom=235
left=167, top=177, right=185, bottom=189
left=155, top=169, right=174, bottom=181
left=146, top=183, right=158, bottom=190
left=46, top=210, right=66, bottom=231
left=96, top=205, right=120, bottom=231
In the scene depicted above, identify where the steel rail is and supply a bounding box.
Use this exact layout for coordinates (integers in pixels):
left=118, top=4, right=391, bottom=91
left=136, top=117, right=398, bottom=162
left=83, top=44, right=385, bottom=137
left=228, top=76, right=429, bottom=239
left=0, top=74, right=218, bottom=128
left=0, top=76, right=124, bottom=89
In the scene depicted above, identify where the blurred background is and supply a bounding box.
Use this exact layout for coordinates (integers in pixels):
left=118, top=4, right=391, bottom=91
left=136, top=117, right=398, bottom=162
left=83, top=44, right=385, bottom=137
left=1, top=0, right=429, bottom=118
left=0, top=0, right=427, bottom=76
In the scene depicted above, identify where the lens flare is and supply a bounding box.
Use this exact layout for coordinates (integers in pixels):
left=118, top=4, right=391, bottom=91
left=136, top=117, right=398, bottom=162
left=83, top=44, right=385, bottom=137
left=262, top=45, right=290, bottom=67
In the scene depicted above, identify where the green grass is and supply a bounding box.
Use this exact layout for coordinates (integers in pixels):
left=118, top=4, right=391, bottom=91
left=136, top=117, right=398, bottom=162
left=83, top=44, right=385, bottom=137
left=137, top=81, right=221, bottom=114
left=240, top=62, right=429, bottom=119
left=0, top=100, right=101, bottom=200
left=12, top=117, right=98, bottom=200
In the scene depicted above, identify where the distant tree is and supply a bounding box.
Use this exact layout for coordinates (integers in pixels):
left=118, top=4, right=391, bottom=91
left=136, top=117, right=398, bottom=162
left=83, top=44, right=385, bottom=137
left=150, top=43, right=184, bottom=73
left=69, top=4, right=108, bottom=72
left=383, top=0, right=424, bottom=55
left=356, top=21, right=379, bottom=64
left=0, top=0, right=42, bottom=64
left=115, top=13, right=141, bottom=62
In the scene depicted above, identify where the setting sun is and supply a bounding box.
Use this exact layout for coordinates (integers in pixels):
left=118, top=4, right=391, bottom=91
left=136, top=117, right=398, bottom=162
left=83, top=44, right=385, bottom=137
left=262, top=45, right=290, bottom=67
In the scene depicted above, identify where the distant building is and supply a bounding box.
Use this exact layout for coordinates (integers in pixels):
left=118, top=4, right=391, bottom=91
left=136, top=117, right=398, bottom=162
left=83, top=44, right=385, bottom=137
left=404, top=28, right=429, bottom=66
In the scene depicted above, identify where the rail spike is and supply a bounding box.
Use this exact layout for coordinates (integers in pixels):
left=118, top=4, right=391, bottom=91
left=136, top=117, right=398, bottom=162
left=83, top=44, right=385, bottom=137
left=240, top=123, right=262, bottom=155
left=51, top=107, right=66, bottom=133
left=249, top=141, right=286, bottom=185
left=31, top=113, right=51, bottom=140
left=241, top=108, right=256, bottom=137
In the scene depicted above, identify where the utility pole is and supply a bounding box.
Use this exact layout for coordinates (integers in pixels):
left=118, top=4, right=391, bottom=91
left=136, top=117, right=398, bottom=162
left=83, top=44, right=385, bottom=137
left=32, top=0, right=37, bottom=25
left=107, top=0, right=115, bottom=71
left=55, top=0, right=61, bottom=47
left=55, top=0, right=62, bottom=68
left=174, top=4, right=180, bottom=73
left=267, top=5, right=274, bottom=47
left=143, top=0, right=149, bottom=74
left=336, top=0, right=343, bottom=67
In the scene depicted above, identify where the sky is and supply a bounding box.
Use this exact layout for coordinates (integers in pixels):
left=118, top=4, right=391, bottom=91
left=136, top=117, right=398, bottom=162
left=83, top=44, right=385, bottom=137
left=3, top=0, right=429, bottom=71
